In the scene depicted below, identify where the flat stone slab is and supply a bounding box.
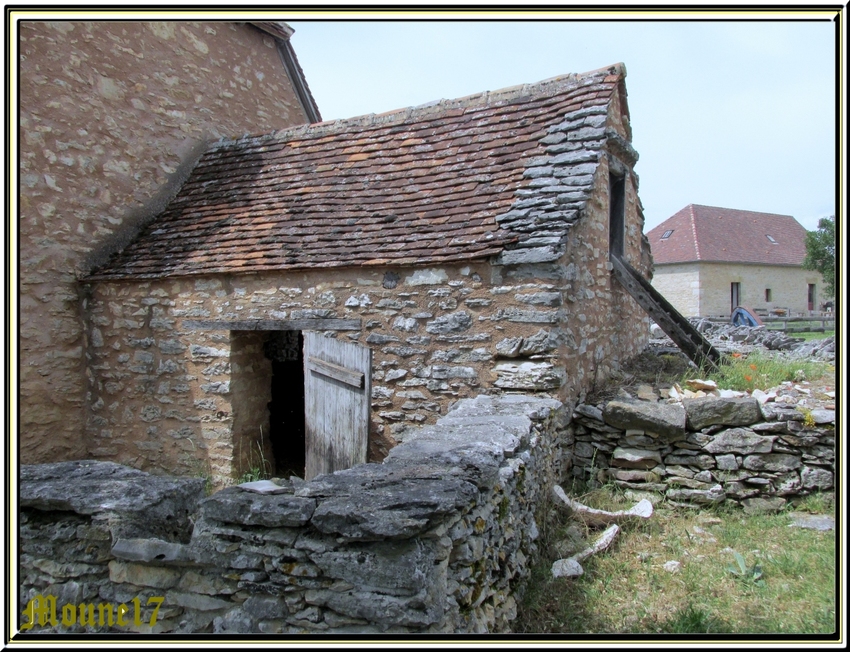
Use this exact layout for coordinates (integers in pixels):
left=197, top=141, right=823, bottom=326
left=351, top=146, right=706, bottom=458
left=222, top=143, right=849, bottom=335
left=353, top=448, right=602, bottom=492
left=602, top=400, right=686, bottom=440
left=237, top=480, right=289, bottom=495
left=787, top=512, right=834, bottom=531
left=21, top=460, right=206, bottom=542
left=703, top=428, right=775, bottom=455
left=684, top=396, right=761, bottom=430
left=200, top=487, right=316, bottom=528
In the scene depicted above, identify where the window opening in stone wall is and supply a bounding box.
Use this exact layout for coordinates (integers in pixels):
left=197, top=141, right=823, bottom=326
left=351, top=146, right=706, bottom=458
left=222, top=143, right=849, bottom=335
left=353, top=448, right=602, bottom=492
left=608, top=171, right=626, bottom=258
left=765, top=288, right=772, bottom=302
left=263, top=331, right=306, bottom=477
left=808, top=284, right=816, bottom=312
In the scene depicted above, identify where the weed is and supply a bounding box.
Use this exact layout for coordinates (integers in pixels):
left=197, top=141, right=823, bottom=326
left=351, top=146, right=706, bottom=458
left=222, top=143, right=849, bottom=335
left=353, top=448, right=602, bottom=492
left=680, top=352, right=832, bottom=392
left=726, top=551, right=765, bottom=586
left=798, top=407, right=817, bottom=429
left=236, top=432, right=273, bottom=485
left=793, top=491, right=834, bottom=515
left=658, top=603, right=722, bottom=633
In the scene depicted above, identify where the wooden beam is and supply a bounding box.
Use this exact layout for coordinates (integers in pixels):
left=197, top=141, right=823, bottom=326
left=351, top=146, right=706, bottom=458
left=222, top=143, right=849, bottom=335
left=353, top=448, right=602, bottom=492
left=183, top=319, right=361, bottom=331
left=306, top=356, right=364, bottom=388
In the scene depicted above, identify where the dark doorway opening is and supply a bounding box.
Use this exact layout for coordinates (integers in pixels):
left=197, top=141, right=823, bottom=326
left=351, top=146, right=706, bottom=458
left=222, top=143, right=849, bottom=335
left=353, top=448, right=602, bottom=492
left=263, top=331, right=305, bottom=478
left=609, top=171, right=626, bottom=259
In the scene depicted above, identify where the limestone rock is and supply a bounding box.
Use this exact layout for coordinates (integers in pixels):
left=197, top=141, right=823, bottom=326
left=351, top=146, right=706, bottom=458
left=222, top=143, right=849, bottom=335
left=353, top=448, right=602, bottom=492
left=800, top=466, right=833, bottom=489
left=20, top=460, right=205, bottom=542
left=602, top=400, right=686, bottom=440
left=788, top=512, right=834, bottom=531
left=665, top=484, right=725, bottom=504
left=703, top=428, right=775, bottom=455
left=425, top=312, right=472, bottom=334
left=551, top=557, right=584, bottom=578
left=493, top=362, right=564, bottom=391
left=611, top=447, right=662, bottom=469
left=742, top=453, right=802, bottom=473
left=200, top=487, right=316, bottom=528
left=684, top=396, right=761, bottom=430
left=742, top=496, right=786, bottom=514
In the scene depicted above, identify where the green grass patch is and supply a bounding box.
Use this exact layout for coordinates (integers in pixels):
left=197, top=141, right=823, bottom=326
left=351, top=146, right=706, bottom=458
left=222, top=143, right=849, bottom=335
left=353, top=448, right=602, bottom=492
left=682, top=351, right=833, bottom=392
left=515, top=487, right=836, bottom=634
left=793, top=330, right=835, bottom=341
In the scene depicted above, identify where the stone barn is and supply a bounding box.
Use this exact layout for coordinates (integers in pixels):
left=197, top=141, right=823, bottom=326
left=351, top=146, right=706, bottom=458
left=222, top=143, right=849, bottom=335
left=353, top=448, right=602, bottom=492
left=82, top=63, right=653, bottom=484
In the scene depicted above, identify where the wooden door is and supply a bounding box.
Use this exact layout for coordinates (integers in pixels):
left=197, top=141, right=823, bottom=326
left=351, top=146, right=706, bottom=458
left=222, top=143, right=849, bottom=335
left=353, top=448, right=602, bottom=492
left=303, top=332, right=371, bottom=480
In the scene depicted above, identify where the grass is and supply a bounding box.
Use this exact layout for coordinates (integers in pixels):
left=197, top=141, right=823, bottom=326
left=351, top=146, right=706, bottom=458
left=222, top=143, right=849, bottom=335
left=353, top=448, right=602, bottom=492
left=681, top=351, right=834, bottom=393
left=793, top=330, right=835, bottom=341
left=515, top=485, right=836, bottom=635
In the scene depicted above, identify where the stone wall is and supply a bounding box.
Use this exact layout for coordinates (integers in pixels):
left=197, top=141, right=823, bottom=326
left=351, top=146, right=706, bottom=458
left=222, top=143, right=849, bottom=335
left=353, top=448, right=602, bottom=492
left=19, top=394, right=568, bottom=634
left=569, top=388, right=834, bottom=510
left=18, top=21, right=310, bottom=464
left=82, top=234, right=648, bottom=483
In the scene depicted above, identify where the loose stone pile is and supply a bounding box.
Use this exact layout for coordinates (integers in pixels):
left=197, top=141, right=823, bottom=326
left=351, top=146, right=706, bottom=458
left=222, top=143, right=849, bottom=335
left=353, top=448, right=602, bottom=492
left=19, top=395, right=568, bottom=634
left=655, top=319, right=836, bottom=360
left=570, top=381, right=835, bottom=511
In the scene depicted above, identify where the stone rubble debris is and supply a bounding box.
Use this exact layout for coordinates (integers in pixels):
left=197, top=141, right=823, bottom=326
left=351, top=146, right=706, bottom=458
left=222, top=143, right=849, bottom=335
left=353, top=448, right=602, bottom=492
left=651, top=318, right=835, bottom=361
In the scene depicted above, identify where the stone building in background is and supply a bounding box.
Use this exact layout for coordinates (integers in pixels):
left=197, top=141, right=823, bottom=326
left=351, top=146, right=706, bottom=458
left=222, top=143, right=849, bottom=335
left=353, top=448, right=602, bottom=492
left=648, top=204, right=824, bottom=318
left=18, top=21, right=320, bottom=464
left=80, top=62, right=653, bottom=484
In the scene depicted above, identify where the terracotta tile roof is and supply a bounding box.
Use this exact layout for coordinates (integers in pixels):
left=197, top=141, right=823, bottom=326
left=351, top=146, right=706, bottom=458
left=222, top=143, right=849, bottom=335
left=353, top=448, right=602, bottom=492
left=88, top=65, right=627, bottom=280
left=648, top=204, right=807, bottom=266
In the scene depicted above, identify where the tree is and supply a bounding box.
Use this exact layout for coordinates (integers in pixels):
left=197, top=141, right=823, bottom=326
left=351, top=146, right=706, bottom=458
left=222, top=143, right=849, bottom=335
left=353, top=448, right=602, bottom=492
left=802, top=215, right=835, bottom=301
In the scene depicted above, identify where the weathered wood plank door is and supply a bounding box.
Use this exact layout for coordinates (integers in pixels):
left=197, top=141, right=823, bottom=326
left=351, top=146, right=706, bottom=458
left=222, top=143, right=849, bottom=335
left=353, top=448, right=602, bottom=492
left=303, top=331, right=372, bottom=480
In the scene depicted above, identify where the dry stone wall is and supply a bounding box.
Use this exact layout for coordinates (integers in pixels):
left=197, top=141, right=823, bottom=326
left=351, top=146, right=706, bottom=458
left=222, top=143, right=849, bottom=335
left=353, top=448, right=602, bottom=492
left=19, top=394, right=568, bottom=634
left=569, top=388, right=835, bottom=510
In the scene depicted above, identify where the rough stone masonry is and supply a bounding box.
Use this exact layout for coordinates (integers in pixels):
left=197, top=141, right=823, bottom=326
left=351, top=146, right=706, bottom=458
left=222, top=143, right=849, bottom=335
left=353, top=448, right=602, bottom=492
left=569, top=383, right=834, bottom=511
left=19, top=394, right=568, bottom=634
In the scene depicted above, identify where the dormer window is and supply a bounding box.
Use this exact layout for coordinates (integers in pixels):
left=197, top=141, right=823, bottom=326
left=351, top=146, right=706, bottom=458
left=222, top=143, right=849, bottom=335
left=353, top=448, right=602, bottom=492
left=766, top=235, right=777, bottom=244
left=661, top=230, right=673, bottom=240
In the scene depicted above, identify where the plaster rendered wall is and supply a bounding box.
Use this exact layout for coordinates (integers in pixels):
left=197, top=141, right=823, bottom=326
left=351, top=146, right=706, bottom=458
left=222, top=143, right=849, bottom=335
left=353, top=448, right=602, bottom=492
left=697, top=263, right=824, bottom=317
left=18, top=21, right=309, bottom=463
left=652, top=263, right=824, bottom=318
left=649, top=265, right=701, bottom=317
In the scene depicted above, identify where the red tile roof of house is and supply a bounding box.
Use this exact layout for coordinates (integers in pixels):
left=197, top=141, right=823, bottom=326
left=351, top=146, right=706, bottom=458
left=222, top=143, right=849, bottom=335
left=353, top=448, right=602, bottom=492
left=88, top=64, right=629, bottom=280
left=647, top=204, right=807, bottom=266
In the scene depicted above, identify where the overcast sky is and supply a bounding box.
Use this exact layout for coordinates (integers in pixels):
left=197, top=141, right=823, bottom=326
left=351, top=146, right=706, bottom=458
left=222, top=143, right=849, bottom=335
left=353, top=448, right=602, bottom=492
left=286, top=18, right=838, bottom=232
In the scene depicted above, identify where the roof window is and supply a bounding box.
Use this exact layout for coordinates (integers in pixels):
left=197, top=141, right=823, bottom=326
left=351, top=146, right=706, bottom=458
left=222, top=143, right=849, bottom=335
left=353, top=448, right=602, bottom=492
left=661, top=230, right=674, bottom=240
left=766, top=235, right=777, bottom=244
